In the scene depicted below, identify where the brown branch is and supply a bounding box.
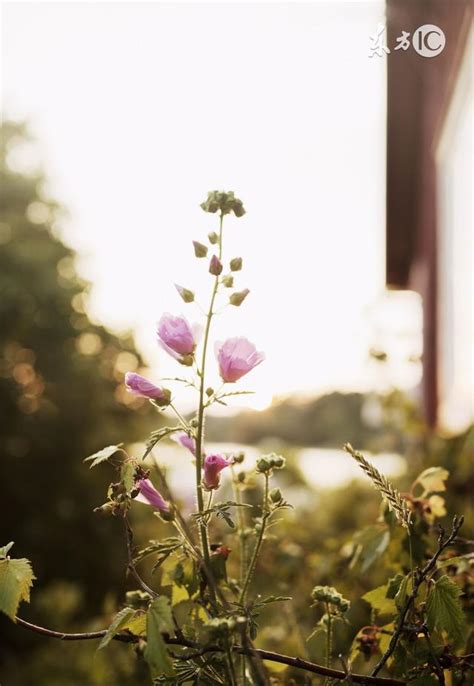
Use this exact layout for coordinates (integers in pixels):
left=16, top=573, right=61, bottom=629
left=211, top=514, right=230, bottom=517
left=15, top=616, right=405, bottom=685
left=371, top=515, right=464, bottom=677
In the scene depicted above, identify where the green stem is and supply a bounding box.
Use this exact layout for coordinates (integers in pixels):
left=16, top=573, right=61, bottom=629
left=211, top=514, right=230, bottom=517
left=195, top=212, right=224, bottom=600
left=239, top=474, right=269, bottom=605
left=324, top=603, right=332, bottom=686
left=169, top=402, right=189, bottom=430
left=225, top=637, right=238, bottom=686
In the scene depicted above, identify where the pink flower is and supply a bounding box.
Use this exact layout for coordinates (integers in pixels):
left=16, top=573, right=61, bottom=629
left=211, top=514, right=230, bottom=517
left=134, top=478, right=169, bottom=512
left=171, top=431, right=196, bottom=455
left=125, top=372, right=171, bottom=404
left=215, top=337, right=265, bottom=383
left=203, top=454, right=233, bottom=490
left=157, top=313, right=202, bottom=365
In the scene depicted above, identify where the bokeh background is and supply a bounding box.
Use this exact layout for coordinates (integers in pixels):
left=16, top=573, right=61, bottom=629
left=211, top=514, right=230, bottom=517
left=0, top=1, right=472, bottom=683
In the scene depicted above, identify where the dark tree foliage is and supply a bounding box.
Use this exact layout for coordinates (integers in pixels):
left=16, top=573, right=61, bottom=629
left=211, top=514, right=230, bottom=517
left=0, top=122, right=148, bottom=655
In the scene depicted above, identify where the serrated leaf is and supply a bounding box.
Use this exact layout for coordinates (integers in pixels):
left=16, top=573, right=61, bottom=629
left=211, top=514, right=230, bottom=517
left=416, top=467, right=449, bottom=494
left=99, top=606, right=137, bottom=649
left=0, top=542, right=14, bottom=559
left=362, top=585, right=396, bottom=615
left=0, top=556, right=35, bottom=620
left=426, top=574, right=466, bottom=646
left=84, top=444, right=122, bottom=468
left=121, top=461, right=136, bottom=492
left=144, top=597, right=174, bottom=678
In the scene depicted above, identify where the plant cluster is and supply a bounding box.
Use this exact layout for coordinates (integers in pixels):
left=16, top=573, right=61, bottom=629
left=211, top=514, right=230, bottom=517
left=1, top=192, right=472, bottom=685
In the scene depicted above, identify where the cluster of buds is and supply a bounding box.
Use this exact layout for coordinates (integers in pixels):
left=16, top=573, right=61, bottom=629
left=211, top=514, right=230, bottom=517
left=256, top=453, right=286, bottom=474
left=200, top=190, right=245, bottom=217
left=311, top=585, right=350, bottom=614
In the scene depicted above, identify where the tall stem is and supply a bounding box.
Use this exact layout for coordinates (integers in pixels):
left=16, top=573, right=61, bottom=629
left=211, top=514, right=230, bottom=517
left=195, top=212, right=224, bottom=596
left=324, top=603, right=333, bottom=686
left=239, top=474, right=269, bottom=605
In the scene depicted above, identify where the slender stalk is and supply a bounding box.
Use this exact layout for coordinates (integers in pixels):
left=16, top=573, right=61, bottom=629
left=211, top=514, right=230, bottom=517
left=239, top=474, right=269, bottom=605
left=169, top=402, right=189, bottom=430
left=324, top=603, right=333, bottom=686
left=225, top=638, right=238, bottom=686
left=194, top=213, right=223, bottom=605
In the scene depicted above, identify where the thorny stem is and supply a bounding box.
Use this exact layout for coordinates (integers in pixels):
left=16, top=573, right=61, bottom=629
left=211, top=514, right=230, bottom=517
left=239, top=473, right=269, bottom=605
left=371, top=515, right=464, bottom=677
left=15, top=617, right=406, bottom=685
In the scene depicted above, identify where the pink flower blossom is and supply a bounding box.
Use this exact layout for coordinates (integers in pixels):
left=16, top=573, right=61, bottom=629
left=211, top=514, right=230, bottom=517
left=125, top=372, right=171, bottom=404
left=134, top=478, right=169, bottom=512
left=171, top=431, right=196, bottom=455
left=203, top=454, right=233, bottom=490
left=157, top=313, right=202, bottom=364
left=215, top=337, right=265, bottom=383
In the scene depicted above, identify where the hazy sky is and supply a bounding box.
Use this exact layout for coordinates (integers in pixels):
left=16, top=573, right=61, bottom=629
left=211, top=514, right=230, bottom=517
left=1, top=1, right=413, bottom=409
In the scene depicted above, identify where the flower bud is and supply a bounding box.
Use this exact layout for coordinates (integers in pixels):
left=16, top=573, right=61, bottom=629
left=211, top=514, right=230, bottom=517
left=229, top=289, right=250, bottom=307
left=269, top=487, right=283, bottom=504
left=208, top=231, right=219, bottom=244
left=209, top=255, right=223, bottom=276
left=206, top=387, right=214, bottom=397
left=222, top=274, right=234, bottom=288
left=237, top=471, right=246, bottom=483
left=175, top=284, right=195, bottom=303
left=230, top=257, right=243, bottom=272
left=200, top=191, right=246, bottom=218
left=270, top=454, right=286, bottom=469
left=193, top=240, right=208, bottom=258
left=256, top=457, right=272, bottom=473
left=233, top=451, right=245, bottom=464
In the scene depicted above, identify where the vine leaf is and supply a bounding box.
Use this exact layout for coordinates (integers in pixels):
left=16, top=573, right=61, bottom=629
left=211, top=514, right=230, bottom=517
left=84, top=444, right=123, bottom=468
left=0, top=544, right=35, bottom=621
left=362, top=584, right=396, bottom=616
left=99, top=607, right=138, bottom=649
left=415, top=467, right=449, bottom=495
left=144, top=597, right=175, bottom=678
left=426, top=574, right=467, bottom=646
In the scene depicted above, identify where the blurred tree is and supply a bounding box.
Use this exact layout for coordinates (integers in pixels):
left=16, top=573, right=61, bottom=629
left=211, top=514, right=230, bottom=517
left=0, top=122, right=150, bottom=670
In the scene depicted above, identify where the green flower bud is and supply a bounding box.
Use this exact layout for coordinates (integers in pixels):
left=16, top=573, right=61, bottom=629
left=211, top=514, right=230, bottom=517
left=179, top=354, right=194, bottom=367
left=193, top=240, right=208, bottom=258
left=237, top=471, right=246, bottom=483
left=175, top=284, right=195, bottom=303
left=269, top=487, right=283, bottom=504
left=270, top=454, right=286, bottom=469
left=190, top=418, right=199, bottom=428
left=206, top=387, right=214, bottom=397
left=229, top=289, right=250, bottom=307
left=256, top=456, right=272, bottom=473
left=200, top=191, right=246, bottom=217
left=208, top=231, right=219, bottom=244
left=222, top=274, right=234, bottom=288
left=157, top=509, right=175, bottom=523
left=230, top=257, right=243, bottom=271
left=151, top=388, right=172, bottom=408
left=233, top=451, right=245, bottom=464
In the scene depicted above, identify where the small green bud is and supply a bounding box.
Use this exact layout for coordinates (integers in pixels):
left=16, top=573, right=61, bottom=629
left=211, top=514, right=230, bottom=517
left=179, top=354, right=194, bottom=367
left=200, top=191, right=246, bottom=217
left=237, top=471, right=246, bottom=483
left=233, top=451, right=245, bottom=464
left=256, top=456, right=272, bottom=473
left=222, top=274, right=234, bottom=288
left=229, top=289, right=250, bottom=307
left=230, top=257, right=243, bottom=271
left=157, top=509, right=175, bottom=523
left=151, top=388, right=172, bottom=408
left=193, top=240, right=208, bottom=258
left=190, top=418, right=199, bottom=428
left=209, top=255, right=223, bottom=276
left=175, top=284, right=195, bottom=303
left=206, top=387, right=214, bottom=397
left=270, top=454, right=286, bottom=469
left=208, top=231, right=219, bottom=244
left=269, top=487, right=283, bottom=504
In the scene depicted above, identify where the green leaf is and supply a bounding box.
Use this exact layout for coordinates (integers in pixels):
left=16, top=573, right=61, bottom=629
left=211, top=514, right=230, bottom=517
left=416, top=467, right=449, bottom=494
left=350, top=526, right=390, bottom=572
left=362, top=585, right=396, bottom=616
left=426, top=574, right=466, bottom=646
left=144, top=597, right=174, bottom=678
left=0, top=554, right=35, bottom=620
left=120, top=461, right=136, bottom=492
left=84, top=444, right=122, bottom=468
left=99, top=606, right=137, bottom=649
left=0, top=542, right=14, bottom=559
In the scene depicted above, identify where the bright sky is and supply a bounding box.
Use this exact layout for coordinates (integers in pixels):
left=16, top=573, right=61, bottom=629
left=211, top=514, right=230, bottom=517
left=2, top=1, right=406, bottom=410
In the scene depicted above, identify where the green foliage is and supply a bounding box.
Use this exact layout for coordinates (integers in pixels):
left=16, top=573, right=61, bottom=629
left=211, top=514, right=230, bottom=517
left=362, top=584, right=396, bottom=616
left=98, top=607, right=138, bottom=649
left=144, top=597, right=175, bottom=678
left=84, top=445, right=123, bottom=468
left=0, top=544, right=35, bottom=620
left=426, top=574, right=467, bottom=646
